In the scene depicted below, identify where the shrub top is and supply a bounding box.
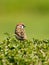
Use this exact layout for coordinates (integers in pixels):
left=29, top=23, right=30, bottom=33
left=0, top=33, right=49, bottom=65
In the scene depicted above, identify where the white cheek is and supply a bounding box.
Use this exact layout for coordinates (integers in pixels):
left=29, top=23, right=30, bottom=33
left=22, top=26, right=23, bottom=28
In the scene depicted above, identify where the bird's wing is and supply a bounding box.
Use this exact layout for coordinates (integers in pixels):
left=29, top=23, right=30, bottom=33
left=15, top=28, right=24, bottom=38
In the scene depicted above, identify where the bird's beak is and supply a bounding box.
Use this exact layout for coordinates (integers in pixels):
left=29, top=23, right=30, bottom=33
left=24, top=25, right=26, bottom=28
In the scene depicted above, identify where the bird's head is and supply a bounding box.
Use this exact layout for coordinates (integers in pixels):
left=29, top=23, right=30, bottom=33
left=16, top=23, right=26, bottom=29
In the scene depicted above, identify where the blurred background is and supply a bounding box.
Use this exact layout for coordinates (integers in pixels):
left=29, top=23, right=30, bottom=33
left=0, top=0, right=49, bottom=41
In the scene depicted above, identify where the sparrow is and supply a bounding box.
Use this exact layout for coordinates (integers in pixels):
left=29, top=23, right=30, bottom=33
left=15, top=23, right=27, bottom=41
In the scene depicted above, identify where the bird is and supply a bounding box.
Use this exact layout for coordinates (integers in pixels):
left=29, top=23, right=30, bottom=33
left=15, top=23, right=27, bottom=41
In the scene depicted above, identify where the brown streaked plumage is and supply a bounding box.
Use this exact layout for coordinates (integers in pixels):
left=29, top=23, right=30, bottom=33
left=15, top=23, right=27, bottom=41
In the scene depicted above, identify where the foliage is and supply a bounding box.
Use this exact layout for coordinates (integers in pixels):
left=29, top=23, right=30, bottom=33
left=0, top=33, right=49, bottom=65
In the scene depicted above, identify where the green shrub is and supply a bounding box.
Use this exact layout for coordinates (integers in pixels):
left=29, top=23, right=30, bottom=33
left=0, top=33, right=49, bottom=65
